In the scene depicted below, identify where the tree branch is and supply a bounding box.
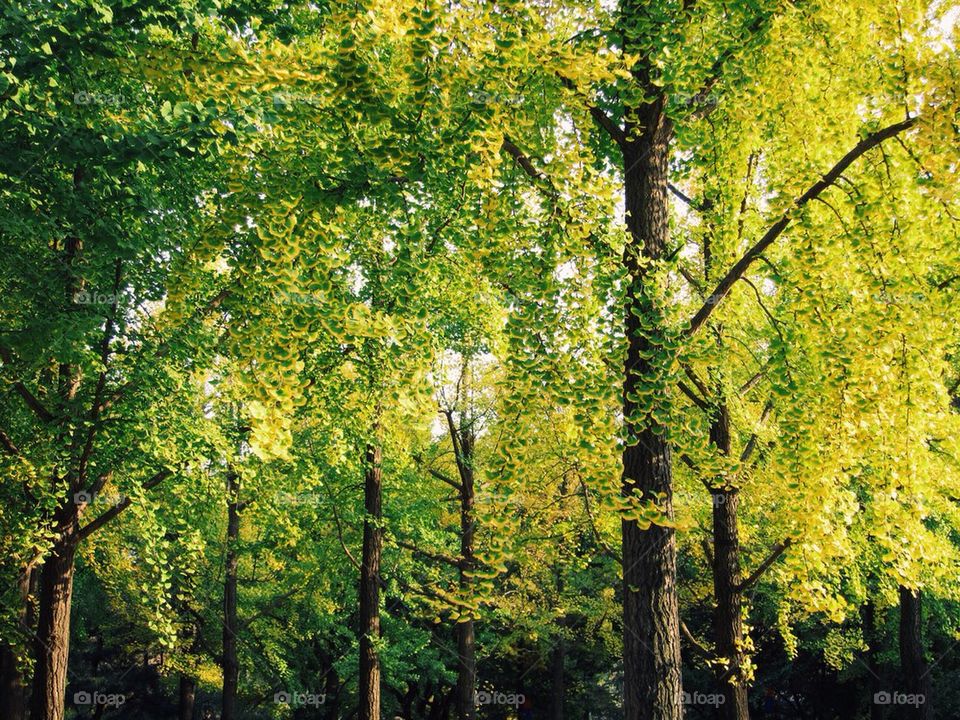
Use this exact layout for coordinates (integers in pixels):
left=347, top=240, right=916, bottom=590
left=739, top=400, right=774, bottom=464
left=686, top=117, right=918, bottom=336
left=579, top=478, right=620, bottom=564
left=0, top=425, right=20, bottom=456
left=557, top=74, right=627, bottom=148
left=412, top=453, right=462, bottom=492
left=737, top=539, right=792, bottom=592
left=0, top=345, right=55, bottom=423
left=680, top=620, right=716, bottom=660
left=393, top=538, right=463, bottom=569
left=501, top=137, right=559, bottom=196
left=76, top=469, right=172, bottom=541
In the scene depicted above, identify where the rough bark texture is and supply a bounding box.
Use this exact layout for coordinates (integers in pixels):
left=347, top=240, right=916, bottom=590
left=709, top=404, right=749, bottom=720
left=359, top=443, right=383, bottom=720
left=29, top=534, right=78, bottom=720
left=620, top=99, right=684, bottom=720
left=899, top=586, right=930, bottom=720
left=221, top=471, right=240, bottom=720
left=455, top=424, right=476, bottom=720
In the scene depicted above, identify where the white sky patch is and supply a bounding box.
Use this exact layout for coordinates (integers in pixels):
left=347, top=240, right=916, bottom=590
left=555, top=259, right=578, bottom=281
left=928, top=1, right=959, bottom=51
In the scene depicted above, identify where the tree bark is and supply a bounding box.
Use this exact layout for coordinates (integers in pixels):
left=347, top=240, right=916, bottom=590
left=709, top=404, right=750, bottom=720
left=29, top=534, right=79, bottom=720
left=862, top=602, right=883, bottom=720
left=619, top=100, right=684, bottom=720
left=551, top=637, right=565, bottom=720
left=179, top=674, right=197, bottom=720
left=221, top=470, right=241, bottom=720
left=359, top=442, right=383, bottom=720
left=898, top=586, right=930, bottom=720
left=455, top=424, right=476, bottom=720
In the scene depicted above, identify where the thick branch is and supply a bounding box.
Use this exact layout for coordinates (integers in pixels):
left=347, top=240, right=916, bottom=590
left=413, top=453, right=463, bottom=492
left=0, top=345, right=55, bottom=422
left=0, top=425, right=20, bottom=456
left=501, top=137, right=558, bottom=196
left=394, top=538, right=463, bottom=569
left=677, top=380, right=711, bottom=412
left=680, top=620, right=716, bottom=660
left=739, top=400, right=774, bottom=463
left=737, top=539, right=792, bottom=592
left=77, top=469, right=172, bottom=541
left=557, top=75, right=627, bottom=148
left=686, top=117, right=918, bottom=336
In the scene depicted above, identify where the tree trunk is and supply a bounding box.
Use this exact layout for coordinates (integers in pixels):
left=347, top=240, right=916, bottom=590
left=456, top=426, right=476, bottom=720
left=862, top=602, right=883, bottom=720
left=222, top=470, right=240, bottom=720
left=29, top=536, right=79, bottom=720
left=898, top=586, right=930, bottom=720
left=0, top=567, right=33, bottom=720
left=179, top=674, right=196, bottom=720
left=359, top=442, right=383, bottom=720
left=0, top=643, right=27, bottom=720
left=710, top=404, right=749, bottom=720
left=620, top=101, right=684, bottom=720
left=551, top=637, right=565, bottom=720
left=321, top=648, right=341, bottom=720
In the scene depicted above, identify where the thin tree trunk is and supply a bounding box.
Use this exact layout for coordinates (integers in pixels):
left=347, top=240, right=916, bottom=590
left=862, top=602, right=883, bottom=720
left=898, top=586, right=930, bottom=720
left=0, top=567, right=32, bottom=720
left=29, top=535, right=79, bottom=720
left=222, top=470, right=241, bottom=720
left=710, top=404, right=749, bottom=720
left=179, top=674, right=196, bottom=720
left=359, top=442, right=383, bottom=720
left=619, top=101, right=684, bottom=720
left=551, top=637, right=565, bottom=720
left=455, top=424, right=476, bottom=720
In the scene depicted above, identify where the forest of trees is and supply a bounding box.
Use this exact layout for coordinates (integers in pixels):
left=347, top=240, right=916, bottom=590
left=0, top=0, right=959, bottom=718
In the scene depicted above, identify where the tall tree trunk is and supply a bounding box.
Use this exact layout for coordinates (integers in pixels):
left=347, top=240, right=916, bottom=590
left=29, top=534, right=78, bottom=720
left=0, top=567, right=33, bottom=720
left=455, top=425, right=476, bottom=720
left=222, top=471, right=240, bottom=720
left=359, top=442, right=383, bottom=720
left=862, top=602, right=883, bottom=720
left=179, top=674, right=196, bottom=720
left=619, top=101, right=684, bottom=720
left=709, top=404, right=750, bottom=720
left=551, top=637, right=565, bottom=720
left=898, top=586, right=930, bottom=720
